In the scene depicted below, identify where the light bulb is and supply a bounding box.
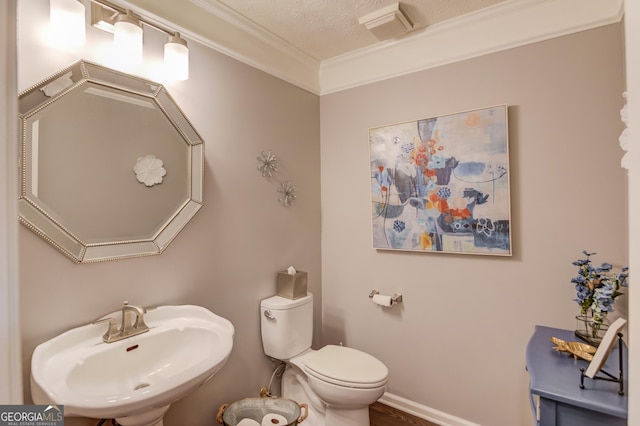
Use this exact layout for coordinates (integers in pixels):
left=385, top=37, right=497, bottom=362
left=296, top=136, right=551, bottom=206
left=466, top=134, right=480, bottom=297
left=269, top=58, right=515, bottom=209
left=113, top=11, right=143, bottom=65
left=164, top=33, right=189, bottom=81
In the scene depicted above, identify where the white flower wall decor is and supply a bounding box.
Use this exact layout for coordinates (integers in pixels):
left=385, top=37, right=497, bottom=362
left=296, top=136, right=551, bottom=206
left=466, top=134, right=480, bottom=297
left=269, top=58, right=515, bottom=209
left=134, top=154, right=166, bottom=187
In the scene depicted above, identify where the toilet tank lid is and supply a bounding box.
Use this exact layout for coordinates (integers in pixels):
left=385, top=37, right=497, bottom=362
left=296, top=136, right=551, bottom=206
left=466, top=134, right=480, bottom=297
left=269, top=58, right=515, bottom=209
left=261, top=293, right=313, bottom=310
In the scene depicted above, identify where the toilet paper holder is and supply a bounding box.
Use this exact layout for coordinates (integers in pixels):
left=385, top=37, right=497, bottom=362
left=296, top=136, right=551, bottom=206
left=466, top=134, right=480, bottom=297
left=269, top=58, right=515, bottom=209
left=369, top=290, right=403, bottom=304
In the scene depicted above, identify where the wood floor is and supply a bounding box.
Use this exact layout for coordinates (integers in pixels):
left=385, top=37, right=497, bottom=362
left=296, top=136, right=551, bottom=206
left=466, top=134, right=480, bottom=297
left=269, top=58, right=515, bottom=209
left=369, top=402, right=439, bottom=426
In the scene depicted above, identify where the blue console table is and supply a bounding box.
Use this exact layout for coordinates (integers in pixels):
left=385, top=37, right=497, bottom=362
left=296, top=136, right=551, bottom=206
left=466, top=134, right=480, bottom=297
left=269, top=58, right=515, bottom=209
left=526, top=325, right=627, bottom=426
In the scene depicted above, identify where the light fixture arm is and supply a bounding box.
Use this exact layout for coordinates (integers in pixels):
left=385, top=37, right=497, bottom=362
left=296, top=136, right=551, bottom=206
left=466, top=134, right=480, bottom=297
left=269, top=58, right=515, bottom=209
left=115, top=9, right=141, bottom=28
left=167, top=32, right=187, bottom=48
left=89, top=0, right=177, bottom=37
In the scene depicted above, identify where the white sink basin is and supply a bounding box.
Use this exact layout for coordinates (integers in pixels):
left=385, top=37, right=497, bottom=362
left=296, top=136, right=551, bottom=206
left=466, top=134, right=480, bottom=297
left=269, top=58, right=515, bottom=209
left=31, top=305, right=234, bottom=426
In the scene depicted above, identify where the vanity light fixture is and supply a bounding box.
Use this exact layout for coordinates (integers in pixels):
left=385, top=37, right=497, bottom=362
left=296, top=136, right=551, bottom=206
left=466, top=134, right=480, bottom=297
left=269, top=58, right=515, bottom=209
left=113, top=10, right=143, bottom=65
left=164, top=32, right=189, bottom=81
left=49, top=0, right=86, bottom=47
left=88, top=0, right=190, bottom=80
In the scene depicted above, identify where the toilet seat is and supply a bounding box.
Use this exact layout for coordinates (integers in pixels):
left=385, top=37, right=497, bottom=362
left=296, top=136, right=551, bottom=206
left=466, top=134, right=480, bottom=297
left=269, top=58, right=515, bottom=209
left=302, top=345, right=388, bottom=389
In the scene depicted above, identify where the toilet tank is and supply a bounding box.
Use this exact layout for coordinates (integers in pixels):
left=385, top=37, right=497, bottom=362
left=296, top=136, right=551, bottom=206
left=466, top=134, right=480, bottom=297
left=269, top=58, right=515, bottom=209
left=260, top=293, right=313, bottom=360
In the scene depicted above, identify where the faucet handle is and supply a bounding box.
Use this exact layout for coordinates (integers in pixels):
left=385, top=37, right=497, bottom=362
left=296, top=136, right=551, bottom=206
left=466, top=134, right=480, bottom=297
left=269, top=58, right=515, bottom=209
left=122, top=300, right=147, bottom=314
left=92, top=316, right=117, bottom=326
left=120, top=301, right=149, bottom=334
left=92, top=317, right=119, bottom=343
left=133, top=311, right=149, bottom=330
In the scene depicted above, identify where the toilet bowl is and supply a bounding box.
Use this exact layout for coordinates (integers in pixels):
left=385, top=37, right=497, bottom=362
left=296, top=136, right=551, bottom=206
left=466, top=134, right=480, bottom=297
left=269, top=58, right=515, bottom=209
left=301, top=345, right=388, bottom=408
left=260, top=294, right=389, bottom=426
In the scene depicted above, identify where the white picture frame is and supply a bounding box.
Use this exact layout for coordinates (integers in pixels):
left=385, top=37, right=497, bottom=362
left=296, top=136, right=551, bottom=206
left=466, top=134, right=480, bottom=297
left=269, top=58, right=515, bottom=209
left=585, top=317, right=627, bottom=378
left=369, top=105, right=511, bottom=255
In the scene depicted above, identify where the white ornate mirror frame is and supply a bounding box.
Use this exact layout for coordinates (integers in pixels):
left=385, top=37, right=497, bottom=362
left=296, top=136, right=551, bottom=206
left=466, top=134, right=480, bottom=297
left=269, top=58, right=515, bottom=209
left=18, top=60, right=204, bottom=263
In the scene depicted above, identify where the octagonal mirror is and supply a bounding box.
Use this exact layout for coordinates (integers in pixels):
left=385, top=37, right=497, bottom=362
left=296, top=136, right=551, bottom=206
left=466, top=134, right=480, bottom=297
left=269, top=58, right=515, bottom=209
left=18, top=60, right=204, bottom=263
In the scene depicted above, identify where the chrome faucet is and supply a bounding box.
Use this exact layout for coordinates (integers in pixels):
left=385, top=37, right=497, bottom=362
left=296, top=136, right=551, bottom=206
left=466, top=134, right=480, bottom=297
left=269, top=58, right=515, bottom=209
left=93, top=301, right=150, bottom=343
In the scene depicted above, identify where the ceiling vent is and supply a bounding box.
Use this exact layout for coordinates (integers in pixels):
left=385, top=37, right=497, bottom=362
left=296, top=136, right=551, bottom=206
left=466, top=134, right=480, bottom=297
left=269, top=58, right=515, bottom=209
left=358, top=2, right=413, bottom=41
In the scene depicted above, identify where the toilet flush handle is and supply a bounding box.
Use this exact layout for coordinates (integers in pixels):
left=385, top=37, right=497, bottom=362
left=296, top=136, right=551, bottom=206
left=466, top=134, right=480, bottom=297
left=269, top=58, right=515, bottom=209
left=264, top=310, right=275, bottom=320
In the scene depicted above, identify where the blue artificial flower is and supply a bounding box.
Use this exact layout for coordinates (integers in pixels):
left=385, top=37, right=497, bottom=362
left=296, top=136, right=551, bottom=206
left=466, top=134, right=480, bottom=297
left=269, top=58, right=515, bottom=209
left=582, top=264, right=595, bottom=276
left=619, top=267, right=629, bottom=286
left=576, top=284, right=590, bottom=296
left=571, top=275, right=586, bottom=285
left=597, top=282, right=614, bottom=297
left=572, top=259, right=590, bottom=267
left=594, top=288, right=615, bottom=313
left=596, top=263, right=613, bottom=273
left=570, top=250, right=629, bottom=325
left=574, top=285, right=591, bottom=304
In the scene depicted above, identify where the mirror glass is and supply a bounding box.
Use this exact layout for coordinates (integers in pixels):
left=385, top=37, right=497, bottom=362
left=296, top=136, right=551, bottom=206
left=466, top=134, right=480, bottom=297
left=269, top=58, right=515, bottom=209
left=18, top=60, right=204, bottom=263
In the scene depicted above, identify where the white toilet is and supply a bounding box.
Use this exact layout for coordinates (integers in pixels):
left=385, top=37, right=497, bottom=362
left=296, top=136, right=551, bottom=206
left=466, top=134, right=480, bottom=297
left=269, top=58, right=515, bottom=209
left=260, top=293, right=389, bottom=426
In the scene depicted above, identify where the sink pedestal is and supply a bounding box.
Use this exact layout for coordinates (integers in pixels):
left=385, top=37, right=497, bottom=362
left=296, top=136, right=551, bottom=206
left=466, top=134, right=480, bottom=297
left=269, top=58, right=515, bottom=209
left=115, top=405, right=170, bottom=426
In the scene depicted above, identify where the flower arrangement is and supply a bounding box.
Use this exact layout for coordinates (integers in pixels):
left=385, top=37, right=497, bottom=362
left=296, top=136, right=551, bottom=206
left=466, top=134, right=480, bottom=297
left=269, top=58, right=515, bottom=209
left=571, top=250, right=629, bottom=334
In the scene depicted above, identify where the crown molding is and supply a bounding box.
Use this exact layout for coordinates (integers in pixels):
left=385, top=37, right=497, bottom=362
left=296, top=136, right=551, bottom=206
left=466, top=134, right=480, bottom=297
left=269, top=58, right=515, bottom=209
left=319, top=0, right=624, bottom=94
left=122, top=0, right=320, bottom=93
left=189, top=0, right=319, bottom=91
left=126, top=0, right=623, bottom=95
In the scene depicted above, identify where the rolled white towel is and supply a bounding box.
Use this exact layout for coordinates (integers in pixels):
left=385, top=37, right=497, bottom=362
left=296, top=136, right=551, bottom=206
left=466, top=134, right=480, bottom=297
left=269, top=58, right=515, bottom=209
left=261, top=413, right=288, bottom=425
left=237, top=418, right=260, bottom=426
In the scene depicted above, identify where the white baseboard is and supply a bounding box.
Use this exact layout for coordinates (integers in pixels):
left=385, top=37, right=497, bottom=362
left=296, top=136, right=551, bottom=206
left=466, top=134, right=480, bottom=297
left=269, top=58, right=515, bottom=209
left=379, top=392, right=482, bottom=426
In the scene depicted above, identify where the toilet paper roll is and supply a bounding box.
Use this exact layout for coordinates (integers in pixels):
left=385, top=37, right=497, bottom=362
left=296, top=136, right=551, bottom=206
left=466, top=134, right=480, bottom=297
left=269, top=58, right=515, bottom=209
left=237, top=419, right=260, bottom=426
left=261, top=413, right=288, bottom=425
left=372, top=294, right=393, bottom=307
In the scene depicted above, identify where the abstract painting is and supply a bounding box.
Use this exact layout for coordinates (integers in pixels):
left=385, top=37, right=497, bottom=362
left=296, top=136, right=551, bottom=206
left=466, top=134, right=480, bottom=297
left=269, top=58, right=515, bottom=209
left=370, top=105, right=511, bottom=255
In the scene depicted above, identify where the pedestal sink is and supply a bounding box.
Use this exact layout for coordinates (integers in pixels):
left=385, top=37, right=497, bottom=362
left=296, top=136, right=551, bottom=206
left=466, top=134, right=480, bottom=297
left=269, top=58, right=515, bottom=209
left=30, top=305, right=234, bottom=426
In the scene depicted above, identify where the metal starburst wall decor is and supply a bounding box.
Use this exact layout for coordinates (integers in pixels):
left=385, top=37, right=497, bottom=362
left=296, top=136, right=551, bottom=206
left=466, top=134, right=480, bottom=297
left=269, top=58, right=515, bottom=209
left=277, top=181, right=297, bottom=207
left=257, top=150, right=278, bottom=177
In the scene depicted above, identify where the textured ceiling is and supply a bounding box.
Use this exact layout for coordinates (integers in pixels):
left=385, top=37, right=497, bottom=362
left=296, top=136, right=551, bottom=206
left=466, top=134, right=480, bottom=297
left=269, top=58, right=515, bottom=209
left=206, top=0, right=509, bottom=60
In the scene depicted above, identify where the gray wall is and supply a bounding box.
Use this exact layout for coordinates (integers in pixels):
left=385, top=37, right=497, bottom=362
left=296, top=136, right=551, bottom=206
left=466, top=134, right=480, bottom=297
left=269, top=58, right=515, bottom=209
left=17, top=2, right=320, bottom=426
left=320, top=23, right=627, bottom=426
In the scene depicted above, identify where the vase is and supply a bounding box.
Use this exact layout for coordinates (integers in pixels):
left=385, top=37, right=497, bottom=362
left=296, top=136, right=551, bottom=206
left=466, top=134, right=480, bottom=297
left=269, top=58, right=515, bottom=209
left=575, top=312, right=609, bottom=347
